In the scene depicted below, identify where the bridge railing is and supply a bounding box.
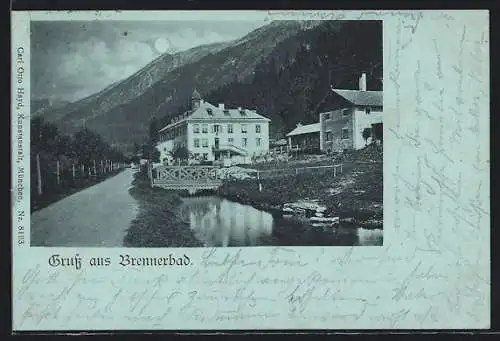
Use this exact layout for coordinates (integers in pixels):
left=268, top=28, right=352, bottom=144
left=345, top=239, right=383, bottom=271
left=151, top=165, right=223, bottom=188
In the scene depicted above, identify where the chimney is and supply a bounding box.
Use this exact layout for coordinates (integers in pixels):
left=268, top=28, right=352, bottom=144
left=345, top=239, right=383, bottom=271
left=359, top=73, right=367, bottom=91
left=218, top=103, right=225, bottom=110
left=237, top=106, right=242, bottom=111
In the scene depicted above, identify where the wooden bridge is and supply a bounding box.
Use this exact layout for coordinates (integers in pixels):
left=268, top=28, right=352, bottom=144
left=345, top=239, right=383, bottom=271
left=150, top=165, right=223, bottom=193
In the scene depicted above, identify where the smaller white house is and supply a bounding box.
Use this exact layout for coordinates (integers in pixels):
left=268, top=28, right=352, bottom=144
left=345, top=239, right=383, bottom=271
left=286, top=123, right=321, bottom=152
left=319, top=73, right=383, bottom=153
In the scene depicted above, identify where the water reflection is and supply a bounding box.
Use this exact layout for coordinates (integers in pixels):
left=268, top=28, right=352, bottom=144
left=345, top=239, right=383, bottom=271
left=356, top=228, right=384, bottom=245
left=178, top=196, right=383, bottom=247
left=180, top=196, right=273, bottom=247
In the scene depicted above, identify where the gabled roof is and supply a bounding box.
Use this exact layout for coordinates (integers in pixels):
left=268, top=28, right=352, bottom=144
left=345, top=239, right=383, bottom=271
left=286, top=123, right=321, bottom=137
left=189, top=101, right=270, bottom=121
left=331, top=89, right=383, bottom=107
left=158, top=100, right=270, bottom=132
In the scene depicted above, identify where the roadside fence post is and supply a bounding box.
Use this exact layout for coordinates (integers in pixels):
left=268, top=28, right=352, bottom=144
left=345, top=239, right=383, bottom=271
left=56, top=160, right=60, bottom=185
left=36, top=153, right=42, bottom=196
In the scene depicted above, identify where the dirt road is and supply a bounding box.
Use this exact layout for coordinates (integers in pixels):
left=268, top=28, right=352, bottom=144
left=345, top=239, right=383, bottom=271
left=31, top=168, right=139, bottom=247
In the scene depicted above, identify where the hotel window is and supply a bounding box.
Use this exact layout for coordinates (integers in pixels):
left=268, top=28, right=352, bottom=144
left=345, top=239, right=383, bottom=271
left=255, top=125, right=261, bottom=133
left=365, top=107, right=371, bottom=114
left=213, top=124, right=221, bottom=134
left=256, top=138, right=261, bottom=146
left=202, top=153, right=208, bottom=160
left=224, top=109, right=230, bottom=115
left=228, top=137, right=234, bottom=144
left=241, top=124, right=247, bottom=133
left=194, top=153, right=200, bottom=159
left=193, top=124, right=200, bottom=133
left=240, top=109, right=246, bottom=116
left=324, top=113, right=330, bottom=120
left=194, top=138, right=200, bottom=148
left=341, top=128, right=349, bottom=139
left=207, top=108, right=213, bottom=115
left=342, top=108, right=350, bottom=116
left=202, top=138, right=209, bottom=147
left=326, top=131, right=332, bottom=141
left=242, top=138, right=248, bottom=147
left=227, top=124, right=234, bottom=133
left=202, top=124, right=208, bottom=133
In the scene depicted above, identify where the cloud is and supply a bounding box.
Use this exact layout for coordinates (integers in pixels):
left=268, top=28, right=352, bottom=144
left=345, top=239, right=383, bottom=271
left=31, top=20, right=267, bottom=102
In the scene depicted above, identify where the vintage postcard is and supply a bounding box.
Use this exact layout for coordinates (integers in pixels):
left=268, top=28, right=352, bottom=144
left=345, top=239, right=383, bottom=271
left=11, top=10, right=489, bottom=331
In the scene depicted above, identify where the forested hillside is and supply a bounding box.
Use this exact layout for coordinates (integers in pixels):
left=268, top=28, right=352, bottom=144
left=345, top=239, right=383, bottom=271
left=42, top=20, right=382, bottom=153
left=162, top=20, right=382, bottom=139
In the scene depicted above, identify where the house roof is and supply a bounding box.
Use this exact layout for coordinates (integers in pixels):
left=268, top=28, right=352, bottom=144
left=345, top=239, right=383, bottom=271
left=331, top=89, right=383, bottom=107
left=159, top=100, right=270, bottom=132
left=286, top=123, right=321, bottom=137
left=189, top=101, right=270, bottom=121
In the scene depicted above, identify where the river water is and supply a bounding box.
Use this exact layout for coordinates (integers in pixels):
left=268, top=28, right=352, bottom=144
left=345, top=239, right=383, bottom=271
left=178, top=196, right=383, bottom=247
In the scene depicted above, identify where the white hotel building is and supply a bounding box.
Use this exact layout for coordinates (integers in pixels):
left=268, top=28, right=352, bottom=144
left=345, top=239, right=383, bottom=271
left=156, top=89, right=270, bottom=166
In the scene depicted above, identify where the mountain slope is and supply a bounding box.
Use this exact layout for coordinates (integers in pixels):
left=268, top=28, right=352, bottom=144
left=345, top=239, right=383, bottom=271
left=42, top=41, right=231, bottom=124
left=31, top=98, right=71, bottom=117
left=43, top=20, right=382, bottom=153
left=201, top=20, right=383, bottom=138
left=44, top=20, right=324, bottom=152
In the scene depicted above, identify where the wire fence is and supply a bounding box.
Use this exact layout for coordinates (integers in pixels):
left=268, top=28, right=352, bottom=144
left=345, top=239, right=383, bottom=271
left=255, top=164, right=343, bottom=180
left=31, top=153, right=127, bottom=200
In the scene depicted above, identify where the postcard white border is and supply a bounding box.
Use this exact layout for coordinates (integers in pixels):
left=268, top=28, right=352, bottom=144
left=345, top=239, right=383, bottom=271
left=11, top=10, right=490, bottom=331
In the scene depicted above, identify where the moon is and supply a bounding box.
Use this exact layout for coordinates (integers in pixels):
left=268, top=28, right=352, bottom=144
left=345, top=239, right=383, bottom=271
left=154, top=37, right=170, bottom=54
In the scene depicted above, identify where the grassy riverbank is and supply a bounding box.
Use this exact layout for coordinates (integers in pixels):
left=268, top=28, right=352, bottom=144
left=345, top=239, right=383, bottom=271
left=31, top=168, right=126, bottom=212
left=124, top=168, right=203, bottom=247
left=217, top=144, right=383, bottom=228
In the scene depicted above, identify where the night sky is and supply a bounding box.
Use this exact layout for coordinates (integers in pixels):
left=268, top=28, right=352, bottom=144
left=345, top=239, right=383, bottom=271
left=31, top=20, right=267, bottom=102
